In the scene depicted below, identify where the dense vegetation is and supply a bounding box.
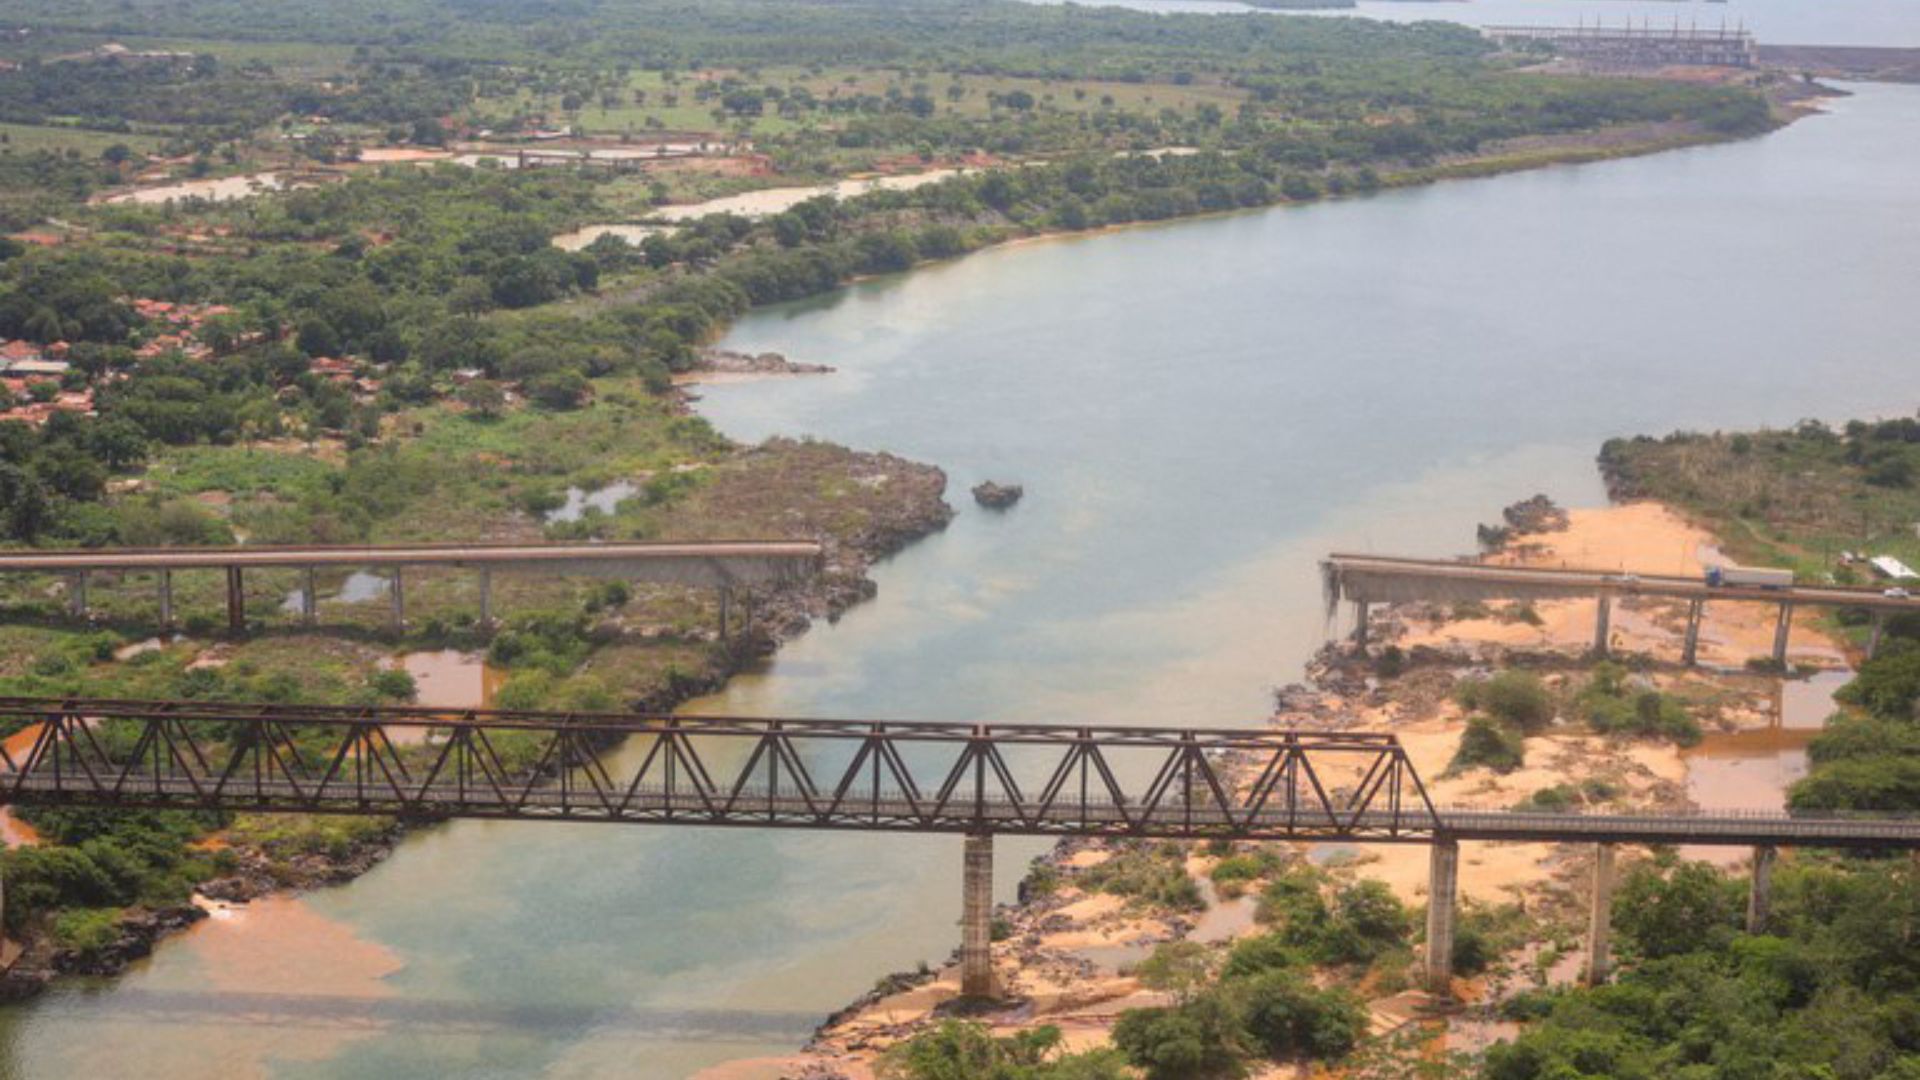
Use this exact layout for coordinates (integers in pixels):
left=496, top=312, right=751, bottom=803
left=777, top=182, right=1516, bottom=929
left=1487, top=856, right=1920, bottom=1080
left=1603, top=417, right=1920, bottom=584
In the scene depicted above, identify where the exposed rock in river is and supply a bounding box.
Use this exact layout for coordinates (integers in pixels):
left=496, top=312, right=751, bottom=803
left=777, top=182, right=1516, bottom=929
left=694, top=347, right=834, bottom=376
left=971, top=481, right=1023, bottom=509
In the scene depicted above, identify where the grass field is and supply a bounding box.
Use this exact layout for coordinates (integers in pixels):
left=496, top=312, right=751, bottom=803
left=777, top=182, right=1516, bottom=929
left=0, top=122, right=170, bottom=157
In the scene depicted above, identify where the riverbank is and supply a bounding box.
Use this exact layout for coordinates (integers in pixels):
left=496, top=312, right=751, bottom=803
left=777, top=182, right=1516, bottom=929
left=725, top=496, right=1851, bottom=1078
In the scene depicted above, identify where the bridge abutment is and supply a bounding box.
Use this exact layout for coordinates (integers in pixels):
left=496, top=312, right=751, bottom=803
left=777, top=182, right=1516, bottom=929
left=1586, top=843, right=1616, bottom=985
left=961, top=832, right=995, bottom=998
left=1747, top=845, right=1776, bottom=934
left=1425, top=839, right=1459, bottom=996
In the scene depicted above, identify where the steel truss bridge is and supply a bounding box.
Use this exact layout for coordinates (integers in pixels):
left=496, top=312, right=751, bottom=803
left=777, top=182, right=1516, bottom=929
left=4, top=696, right=1917, bottom=998
left=2, top=697, right=1916, bottom=850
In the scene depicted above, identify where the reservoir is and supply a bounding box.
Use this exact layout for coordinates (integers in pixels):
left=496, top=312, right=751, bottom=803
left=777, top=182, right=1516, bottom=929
left=1, top=82, right=1917, bottom=1080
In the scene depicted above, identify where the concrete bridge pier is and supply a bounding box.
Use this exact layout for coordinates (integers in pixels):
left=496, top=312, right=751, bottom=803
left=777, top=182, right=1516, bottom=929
left=1586, top=843, right=1616, bottom=985
left=478, top=567, right=493, bottom=628
left=1682, top=599, right=1705, bottom=666
left=225, top=567, right=245, bottom=633
left=1353, top=600, right=1370, bottom=646
left=1425, top=839, right=1459, bottom=996
left=961, top=832, right=995, bottom=998
left=1747, top=845, right=1777, bottom=933
left=67, top=571, right=88, bottom=619
left=389, top=568, right=406, bottom=633
left=302, top=567, right=318, bottom=625
left=1869, top=611, right=1888, bottom=660
left=1772, top=602, right=1795, bottom=666
left=1593, top=596, right=1613, bottom=657
left=158, top=569, right=172, bottom=631
left=718, top=587, right=732, bottom=642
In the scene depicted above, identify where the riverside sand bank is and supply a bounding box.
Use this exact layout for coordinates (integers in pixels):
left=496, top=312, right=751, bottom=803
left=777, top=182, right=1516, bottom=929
left=708, top=499, right=1852, bottom=1079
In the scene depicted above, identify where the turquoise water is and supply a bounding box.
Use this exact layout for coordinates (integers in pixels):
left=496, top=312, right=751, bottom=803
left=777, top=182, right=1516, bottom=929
left=2, top=81, right=1918, bottom=1080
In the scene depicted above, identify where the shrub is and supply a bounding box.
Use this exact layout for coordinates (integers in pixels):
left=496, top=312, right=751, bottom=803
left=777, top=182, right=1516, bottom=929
left=1080, top=843, right=1204, bottom=912
left=52, top=907, right=123, bottom=961
left=1236, top=969, right=1368, bottom=1060
left=1614, top=860, right=1743, bottom=960
left=1319, top=880, right=1412, bottom=965
left=1451, top=716, right=1525, bottom=774
left=1021, top=860, right=1061, bottom=899
left=370, top=669, right=417, bottom=701
left=1457, top=671, right=1554, bottom=733
left=1210, top=848, right=1286, bottom=897
left=881, top=1020, right=1129, bottom=1080
left=1111, top=996, right=1244, bottom=1080
left=1515, top=784, right=1577, bottom=813
left=1576, top=665, right=1701, bottom=745
left=1222, top=932, right=1301, bottom=979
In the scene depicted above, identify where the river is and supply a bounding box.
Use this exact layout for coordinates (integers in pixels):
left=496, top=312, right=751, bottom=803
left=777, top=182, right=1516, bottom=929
left=3, top=77, right=1919, bottom=1080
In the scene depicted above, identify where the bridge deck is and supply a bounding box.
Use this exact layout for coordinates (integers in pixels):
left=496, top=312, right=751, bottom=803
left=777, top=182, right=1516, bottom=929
left=0, top=540, right=822, bottom=583
left=1, top=698, right=1914, bottom=849
left=1324, top=553, right=1920, bottom=613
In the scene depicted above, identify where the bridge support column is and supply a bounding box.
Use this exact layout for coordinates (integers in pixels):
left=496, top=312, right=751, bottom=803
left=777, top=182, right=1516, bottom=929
left=68, top=571, right=88, bottom=619
left=1593, top=596, right=1612, bottom=657
left=1425, top=839, right=1459, bottom=997
left=389, top=568, right=405, bottom=633
left=1772, top=602, right=1794, bottom=667
left=1682, top=599, right=1704, bottom=667
left=1586, top=843, right=1616, bottom=986
left=1353, top=600, right=1370, bottom=646
left=961, top=833, right=995, bottom=999
left=158, top=569, right=172, bottom=631
left=302, top=567, right=318, bottom=625
left=1869, top=611, right=1888, bottom=661
left=1747, top=845, right=1776, bottom=934
left=478, top=567, right=493, bottom=629
left=225, top=567, right=245, bottom=634
left=718, top=587, right=731, bottom=643
left=742, top=588, right=755, bottom=636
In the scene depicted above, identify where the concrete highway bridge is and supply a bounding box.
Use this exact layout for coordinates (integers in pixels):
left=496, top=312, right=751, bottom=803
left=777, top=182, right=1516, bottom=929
left=0, top=540, right=823, bottom=634
left=2, top=697, right=1915, bottom=999
left=1323, top=553, right=1920, bottom=665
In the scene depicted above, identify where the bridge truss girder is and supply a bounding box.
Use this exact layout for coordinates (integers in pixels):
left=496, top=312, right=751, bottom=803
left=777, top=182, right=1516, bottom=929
left=0, top=698, right=1440, bottom=841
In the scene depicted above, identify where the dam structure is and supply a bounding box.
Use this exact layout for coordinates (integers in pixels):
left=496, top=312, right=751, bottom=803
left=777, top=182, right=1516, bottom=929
left=1485, top=23, right=1759, bottom=69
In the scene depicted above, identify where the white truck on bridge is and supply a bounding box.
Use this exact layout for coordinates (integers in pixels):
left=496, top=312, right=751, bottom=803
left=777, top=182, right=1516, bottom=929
left=1706, top=564, right=1794, bottom=589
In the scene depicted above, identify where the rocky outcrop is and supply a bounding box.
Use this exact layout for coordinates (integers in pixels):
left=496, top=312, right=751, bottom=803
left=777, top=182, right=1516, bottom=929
left=694, top=348, right=835, bottom=376
left=971, top=481, right=1023, bottom=509
left=52, top=905, right=207, bottom=976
